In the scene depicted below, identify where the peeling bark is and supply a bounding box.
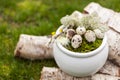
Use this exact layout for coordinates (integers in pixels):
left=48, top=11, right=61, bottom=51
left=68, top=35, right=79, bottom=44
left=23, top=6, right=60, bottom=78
left=84, top=2, right=115, bottom=24
left=106, top=30, right=120, bottom=67
left=14, top=34, right=53, bottom=60
left=92, top=74, right=120, bottom=80
left=40, top=67, right=120, bottom=80
left=40, top=67, right=91, bottom=80
left=98, top=61, right=120, bottom=76
left=108, top=13, right=120, bottom=33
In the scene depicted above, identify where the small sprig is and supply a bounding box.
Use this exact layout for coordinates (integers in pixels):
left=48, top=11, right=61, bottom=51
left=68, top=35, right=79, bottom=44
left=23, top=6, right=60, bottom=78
left=47, top=26, right=69, bottom=47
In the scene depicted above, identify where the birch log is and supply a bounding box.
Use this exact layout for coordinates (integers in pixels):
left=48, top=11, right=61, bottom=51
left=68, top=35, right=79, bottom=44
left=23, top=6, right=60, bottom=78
left=84, top=2, right=115, bottom=24
left=98, top=61, right=120, bottom=77
left=106, top=30, right=120, bottom=67
left=108, top=13, right=120, bottom=33
left=40, top=67, right=120, bottom=80
left=83, top=2, right=101, bottom=14
left=14, top=34, right=53, bottom=60
left=91, top=74, right=120, bottom=80
left=40, top=67, right=91, bottom=80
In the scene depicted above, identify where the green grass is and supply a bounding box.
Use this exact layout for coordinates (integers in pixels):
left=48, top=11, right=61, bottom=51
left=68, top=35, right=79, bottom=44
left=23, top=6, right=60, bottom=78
left=0, top=0, right=120, bottom=80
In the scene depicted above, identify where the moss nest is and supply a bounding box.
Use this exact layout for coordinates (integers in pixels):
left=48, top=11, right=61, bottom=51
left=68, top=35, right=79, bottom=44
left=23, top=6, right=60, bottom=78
left=64, top=37, right=102, bottom=53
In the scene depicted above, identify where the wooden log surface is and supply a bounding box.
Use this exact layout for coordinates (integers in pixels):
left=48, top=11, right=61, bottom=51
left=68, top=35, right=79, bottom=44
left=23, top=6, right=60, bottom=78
left=108, top=13, right=120, bottom=33
left=40, top=61, right=120, bottom=80
left=106, top=30, right=120, bottom=67
left=14, top=34, right=53, bottom=60
left=84, top=2, right=115, bottom=24
left=98, top=61, right=120, bottom=77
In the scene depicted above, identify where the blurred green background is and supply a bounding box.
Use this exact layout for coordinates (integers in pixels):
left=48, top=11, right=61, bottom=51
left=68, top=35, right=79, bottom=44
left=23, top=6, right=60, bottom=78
left=0, top=0, right=120, bottom=80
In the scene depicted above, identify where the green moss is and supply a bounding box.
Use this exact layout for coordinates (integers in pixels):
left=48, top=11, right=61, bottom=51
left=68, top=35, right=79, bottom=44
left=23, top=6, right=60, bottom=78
left=64, top=37, right=102, bottom=53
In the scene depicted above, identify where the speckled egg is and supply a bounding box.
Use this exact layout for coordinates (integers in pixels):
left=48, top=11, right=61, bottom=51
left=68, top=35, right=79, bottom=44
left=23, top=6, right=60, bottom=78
left=71, top=35, right=82, bottom=48
left=94, top=29, right=104, bottom=39
left=84, top=30, right=96, bottom=42
left=76, top=26, right=86, bottom=35
left=66, top=29, right=76, bottom=39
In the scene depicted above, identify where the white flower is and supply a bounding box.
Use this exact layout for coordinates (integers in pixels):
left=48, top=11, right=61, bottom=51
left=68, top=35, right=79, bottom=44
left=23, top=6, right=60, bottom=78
left=66, top=29, right=76, bottom=39
left=76, top=26, right=86, bottom=35
left=94, top=29, right=104, bottom=39
left=57, top=36, right=70, bottom=46
left=84, top=30, right=96, bottom=42
left=71, top=35, right=82, bottom=48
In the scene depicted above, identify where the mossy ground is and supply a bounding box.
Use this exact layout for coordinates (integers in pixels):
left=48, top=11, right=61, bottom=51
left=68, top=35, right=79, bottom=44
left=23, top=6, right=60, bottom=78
left=0, top=0, right=120, bottom=80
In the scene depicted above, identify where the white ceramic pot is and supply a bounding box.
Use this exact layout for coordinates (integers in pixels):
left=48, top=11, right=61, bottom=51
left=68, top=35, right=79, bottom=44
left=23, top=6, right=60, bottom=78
left=53, top=26, right=109, bottom=77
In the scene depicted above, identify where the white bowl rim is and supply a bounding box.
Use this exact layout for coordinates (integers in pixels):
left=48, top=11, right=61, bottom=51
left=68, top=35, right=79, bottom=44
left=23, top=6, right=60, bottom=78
left=55, top=25, right=107, bottom=58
